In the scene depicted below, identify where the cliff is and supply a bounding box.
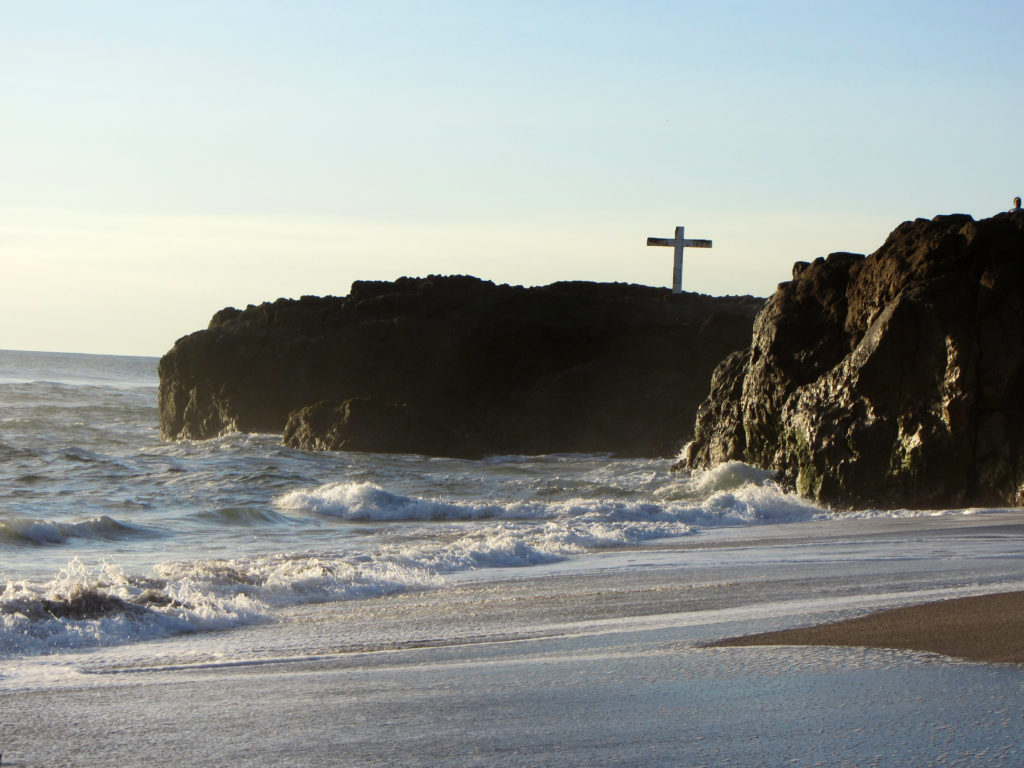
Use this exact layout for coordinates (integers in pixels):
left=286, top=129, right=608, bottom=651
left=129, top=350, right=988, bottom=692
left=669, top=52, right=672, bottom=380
left=682, top=211, right=1024, bottom=508
left=159, top=276, right=762, bottom=458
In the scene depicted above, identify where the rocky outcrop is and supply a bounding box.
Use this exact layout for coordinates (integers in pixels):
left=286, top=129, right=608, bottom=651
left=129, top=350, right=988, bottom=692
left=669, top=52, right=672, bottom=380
left=682, top=212, right=1024, bottom=508
left=283, top=398, right=482, bottom=458
left=159, top=276, right=762, bottom=458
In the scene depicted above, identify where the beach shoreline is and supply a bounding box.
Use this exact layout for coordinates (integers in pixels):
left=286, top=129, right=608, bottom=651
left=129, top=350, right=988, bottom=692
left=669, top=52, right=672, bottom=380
left=5, top=512, right=1024, bottom=766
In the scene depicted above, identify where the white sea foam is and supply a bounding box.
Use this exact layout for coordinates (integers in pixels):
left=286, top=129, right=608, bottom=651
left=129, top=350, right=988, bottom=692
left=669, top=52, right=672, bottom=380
left=268, top=473, right=839, bottom=586
left=276, top=481, right=523, bottom=521
left=275, top=472, right=827, bottom=529
left=681, top=460, right=779, bottom=495
left=0, top=505, right=698, bottom=657
left=0, top=551, right=444, bottom=658
left=0, top=560, right=193, bottom=657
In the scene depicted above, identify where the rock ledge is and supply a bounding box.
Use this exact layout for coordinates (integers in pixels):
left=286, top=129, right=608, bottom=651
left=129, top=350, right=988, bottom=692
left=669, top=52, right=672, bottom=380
left=682, top=212, right=1024, bottom=508
left=159, top=276, right=762, bottom=458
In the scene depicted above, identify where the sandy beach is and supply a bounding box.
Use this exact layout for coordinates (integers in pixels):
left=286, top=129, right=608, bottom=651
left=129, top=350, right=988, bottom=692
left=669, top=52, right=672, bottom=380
left=714, top=590, right=1024, bottom=665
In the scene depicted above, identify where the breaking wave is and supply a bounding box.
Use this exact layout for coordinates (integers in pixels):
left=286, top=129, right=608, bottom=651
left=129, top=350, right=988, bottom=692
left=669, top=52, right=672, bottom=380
left=0, top=459, right=981, bottom=660
left=274, top=466, right=824, bottom=528
left=0, top=554, right=437, bottom=658
left=0, top=515, right=148, bottom=547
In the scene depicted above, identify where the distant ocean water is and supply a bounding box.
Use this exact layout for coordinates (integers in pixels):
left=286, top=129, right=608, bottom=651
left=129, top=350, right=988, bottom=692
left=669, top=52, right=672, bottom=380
left=0, top=348, right=1008, bottom=663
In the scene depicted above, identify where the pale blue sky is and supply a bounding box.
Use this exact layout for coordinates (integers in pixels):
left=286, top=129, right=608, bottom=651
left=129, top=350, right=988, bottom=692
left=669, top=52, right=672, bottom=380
left=2, top=1, right=1020, bottom=355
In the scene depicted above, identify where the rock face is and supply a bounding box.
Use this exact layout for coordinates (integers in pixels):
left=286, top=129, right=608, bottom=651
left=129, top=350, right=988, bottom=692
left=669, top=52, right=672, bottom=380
left=682, top=212, right=1024, bottom=508
left=159, top=276, right=762, bottom=458
left=283, top=398, right=482, bottom=458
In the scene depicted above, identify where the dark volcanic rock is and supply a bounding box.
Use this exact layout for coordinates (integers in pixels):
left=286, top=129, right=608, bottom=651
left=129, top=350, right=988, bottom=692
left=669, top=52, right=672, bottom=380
left=283, top=398, right=482, bottom=458
left=159, top=276, right=762, bottom=458
left=682, top=212, right=1024, bottom=508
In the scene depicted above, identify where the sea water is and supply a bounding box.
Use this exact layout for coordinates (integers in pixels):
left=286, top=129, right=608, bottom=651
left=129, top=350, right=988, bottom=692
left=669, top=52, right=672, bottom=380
left=0, top=348, right=835, bottom=659
left=4, top=349, right=1024, bottom=765
left=3, top=348, right=1024, bottom=659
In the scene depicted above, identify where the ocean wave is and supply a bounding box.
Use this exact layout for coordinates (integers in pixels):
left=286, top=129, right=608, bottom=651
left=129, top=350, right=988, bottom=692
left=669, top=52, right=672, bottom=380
left=0, top=441, right=41, bottom=461
left=274, top=472, right=826, bottom=528
left=0, top=515, right=148, bottom=547
left=0, top=502, right=716, bottom=657
left=680, top=460, right=779, bottom=495
left=60, top=446, right=141, bottom=470
left=276, top=481, right=541, bottom=521
left=0, top=459, right=976, bottom=660
left=1, top=510, right=690, bottom=657
left=0, top=462, right=881, bottom=658
left=0, top=560, right=193, bottom=657
left=0, top=554, right=438, bottom=658
left=188, top=506, right=296, bottom=526
left=0, top=373, right=157, bottom=391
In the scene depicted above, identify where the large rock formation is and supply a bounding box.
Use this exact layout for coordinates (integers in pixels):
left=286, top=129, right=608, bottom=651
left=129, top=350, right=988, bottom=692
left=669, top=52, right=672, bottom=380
left=682, top=212, right=1024, bottom=508
left=159, top=276, right=762, bottom=458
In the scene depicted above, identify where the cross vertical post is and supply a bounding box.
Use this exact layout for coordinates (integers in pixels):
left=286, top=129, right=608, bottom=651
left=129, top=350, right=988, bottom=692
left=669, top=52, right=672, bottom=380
left=672, top=226, right=685, bottom=294
left=646, top=225, right=713, bottom=294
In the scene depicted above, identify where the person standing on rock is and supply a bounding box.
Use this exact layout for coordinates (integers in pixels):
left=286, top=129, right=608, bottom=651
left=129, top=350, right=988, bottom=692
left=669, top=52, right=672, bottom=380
left=1012, top=196, right=1022, bottom=213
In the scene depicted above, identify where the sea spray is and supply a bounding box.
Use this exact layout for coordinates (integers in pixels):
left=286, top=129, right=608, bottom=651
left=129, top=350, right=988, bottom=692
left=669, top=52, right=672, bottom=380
left=1, top=559, right=192, bottom=657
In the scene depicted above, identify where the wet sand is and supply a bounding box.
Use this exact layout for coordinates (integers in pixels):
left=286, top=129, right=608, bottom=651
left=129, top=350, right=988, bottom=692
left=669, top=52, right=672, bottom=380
left=6, top=514, right=1024, bottom=766
left=713, top=590, right=1024, bottom=664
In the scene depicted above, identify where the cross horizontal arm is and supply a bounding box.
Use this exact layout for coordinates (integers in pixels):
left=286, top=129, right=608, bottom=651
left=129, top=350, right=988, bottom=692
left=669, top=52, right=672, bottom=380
left=646, top=237, right=713, bottom=248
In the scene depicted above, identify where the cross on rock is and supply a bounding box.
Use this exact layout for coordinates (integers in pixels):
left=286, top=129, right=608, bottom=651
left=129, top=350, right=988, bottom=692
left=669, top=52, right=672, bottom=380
left=646, top=226, right=712, bottom=294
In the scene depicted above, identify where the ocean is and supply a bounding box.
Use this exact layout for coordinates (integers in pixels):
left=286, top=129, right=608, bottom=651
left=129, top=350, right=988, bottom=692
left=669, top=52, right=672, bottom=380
left=3, top=348, right=1024, bottom=766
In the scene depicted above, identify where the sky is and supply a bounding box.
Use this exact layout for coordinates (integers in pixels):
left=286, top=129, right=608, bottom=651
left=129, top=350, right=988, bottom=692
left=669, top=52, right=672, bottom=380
left=2, top=1, right=1021, bottom=356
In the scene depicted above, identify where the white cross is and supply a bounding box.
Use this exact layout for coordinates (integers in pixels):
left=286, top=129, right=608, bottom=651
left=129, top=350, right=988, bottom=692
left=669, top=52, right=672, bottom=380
left=646, top=226, right=712, bottom=294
